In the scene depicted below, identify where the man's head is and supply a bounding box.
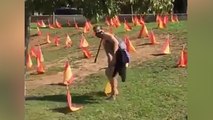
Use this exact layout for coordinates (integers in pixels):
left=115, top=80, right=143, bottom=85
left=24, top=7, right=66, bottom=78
left=93, top=25, right=104, bottom=38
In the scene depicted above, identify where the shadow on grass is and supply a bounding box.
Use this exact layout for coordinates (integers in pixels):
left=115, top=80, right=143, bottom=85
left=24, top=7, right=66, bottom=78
left=151, top=53, right=168, bottom=56
left=25, top=92, right=103, bottom=104
left=136, top=42, right=154, bottom=47
left=52, top=107, right=71, bottom=114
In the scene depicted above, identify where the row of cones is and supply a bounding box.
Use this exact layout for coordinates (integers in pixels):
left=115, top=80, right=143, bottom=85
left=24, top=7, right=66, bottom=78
left=105, top=14, right=179, bottom=31
left=37, top=19, right=93, bottom=34
left=26, top=46, right=45, bottom=74
left=37, top=19, right=62, bottom=29
left=124, top=34, right=187, bottom=67
left=46, top=33, right=92, bottom=59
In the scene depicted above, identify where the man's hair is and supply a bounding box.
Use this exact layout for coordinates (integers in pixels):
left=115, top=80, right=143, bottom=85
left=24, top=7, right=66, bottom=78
left=93, top=25, right=103, bottom=33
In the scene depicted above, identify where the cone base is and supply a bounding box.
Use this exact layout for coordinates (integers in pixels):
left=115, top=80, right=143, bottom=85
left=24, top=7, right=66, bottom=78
left=37, top=71, right=45, bottom=74
left=177, top=64, right=187, bottom=68
left=69, top=104, right=83, bottom=112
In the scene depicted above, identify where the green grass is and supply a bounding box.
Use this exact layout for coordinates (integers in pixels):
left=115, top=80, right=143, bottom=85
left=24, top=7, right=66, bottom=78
left=26, top=21, right=187, bottom=119
left=25, top=55, right=187, bottom=120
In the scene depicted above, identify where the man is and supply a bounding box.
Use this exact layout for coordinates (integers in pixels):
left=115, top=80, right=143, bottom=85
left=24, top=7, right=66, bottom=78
left=93, top=25, right=129, bottom=100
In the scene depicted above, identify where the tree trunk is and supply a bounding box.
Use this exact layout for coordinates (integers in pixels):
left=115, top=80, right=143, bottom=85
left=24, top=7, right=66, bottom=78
left=25, top=1, right=31, bottom=96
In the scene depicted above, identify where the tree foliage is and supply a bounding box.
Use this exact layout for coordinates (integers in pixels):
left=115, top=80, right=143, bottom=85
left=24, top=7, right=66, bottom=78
left=26, top=0, right=175, bottom=19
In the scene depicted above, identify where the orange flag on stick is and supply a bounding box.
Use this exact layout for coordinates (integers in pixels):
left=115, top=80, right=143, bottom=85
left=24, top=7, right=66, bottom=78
left=138, top=24, right=149, bottom=38
left=36, top=57, right=45, bottom=74
left=124, top=36, right=136, bottom=52
left=161, top=35, right=171, bottom=54
left=63, top=61, right=74, bottom=85
left=81, top=47, right=92, bottom=59
left=148, top=30, right=159, bottom=45
left=79, top=34, right=89, bottom=48
left=65, top=34, right=72, bottom=48
left=177, top=45, right=187, bottom=67
left=66, top=86, right=83, bottom=111
left=124, top=19, right=132, bottom=31
left=54, top=36, right=60, bottom=46
left=26, top=53, right=33, bottom=69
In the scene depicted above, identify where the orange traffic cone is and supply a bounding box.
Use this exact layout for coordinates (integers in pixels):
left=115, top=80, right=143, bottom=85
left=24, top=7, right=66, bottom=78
left=156, top=14, right=160, bottom=23
left=26, top=53, right=33, bottom=69
left=37, top=27, right=42, bottom=36
left=139, top=16, right=145, bottom=26
left=138, top=24, right=149, bottom=38
left=161, top=35, right=171, bottom=54
left=177, top=46, right=187, bottom=67
left=115, top=15, right=121, bottom=26
left=40, top=20, right=47, bottom=28
left=36, top=57, right=45, bottom=74
left=48, top=23, right=55, bottom=29
left=81, top=47, right=92, bottom=58
left=63, top=61, right=74, bottom=85
left=157, top=16, right=165, bottom=29
left=174, top=14, right=179, bottom=23
left=55, top=19, right=62, bottom=28
left=163, top=15, right=168, bottom=27
left=74, top=20, right=79, bottom=30
left=37, top=46, right=44, bottom=62
left=124, top=36, right=136, bottom=52
left=66, top=86, right=83, bottom=111
left=30, top=47, right=37, bottom=58
left=46, top=33, right=51, bottom=43
left=67, top=20, right=71, bottom=27
left=105, top=17, right=110, bottom=26
left=65, top=34, right=72, bottom=48
left=83, top=21, right=90, bottom=33
left=37, top=20, right=42, bottom=27
left=54, top=36, right=60, bottom=46
left=134, top=16, right=140, bottom=26
left=149, top=30, right=159, bottom=45
left=79, top=34, right=89, bottom=48
left=124, top=19, right=132, bottom=31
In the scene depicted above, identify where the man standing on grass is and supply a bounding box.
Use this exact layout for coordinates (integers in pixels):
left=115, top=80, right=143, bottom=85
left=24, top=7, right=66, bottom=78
left=93, top=25, right=129, bottom=100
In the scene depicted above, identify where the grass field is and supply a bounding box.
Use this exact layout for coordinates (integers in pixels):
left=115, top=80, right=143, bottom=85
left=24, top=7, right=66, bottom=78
left=25, top=21, right=187, bottom=120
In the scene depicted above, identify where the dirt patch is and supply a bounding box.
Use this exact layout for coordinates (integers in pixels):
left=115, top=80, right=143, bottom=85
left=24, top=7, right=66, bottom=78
left=26, top=30, right=184, bottom=90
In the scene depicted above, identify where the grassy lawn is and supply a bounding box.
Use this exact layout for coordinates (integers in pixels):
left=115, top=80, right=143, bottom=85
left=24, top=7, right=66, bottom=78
left=26, top=21, right=187, bottom=120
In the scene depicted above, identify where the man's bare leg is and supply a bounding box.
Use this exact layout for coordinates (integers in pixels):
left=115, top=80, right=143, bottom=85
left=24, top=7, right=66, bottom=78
left=106, top=78, right=118, bottom=100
